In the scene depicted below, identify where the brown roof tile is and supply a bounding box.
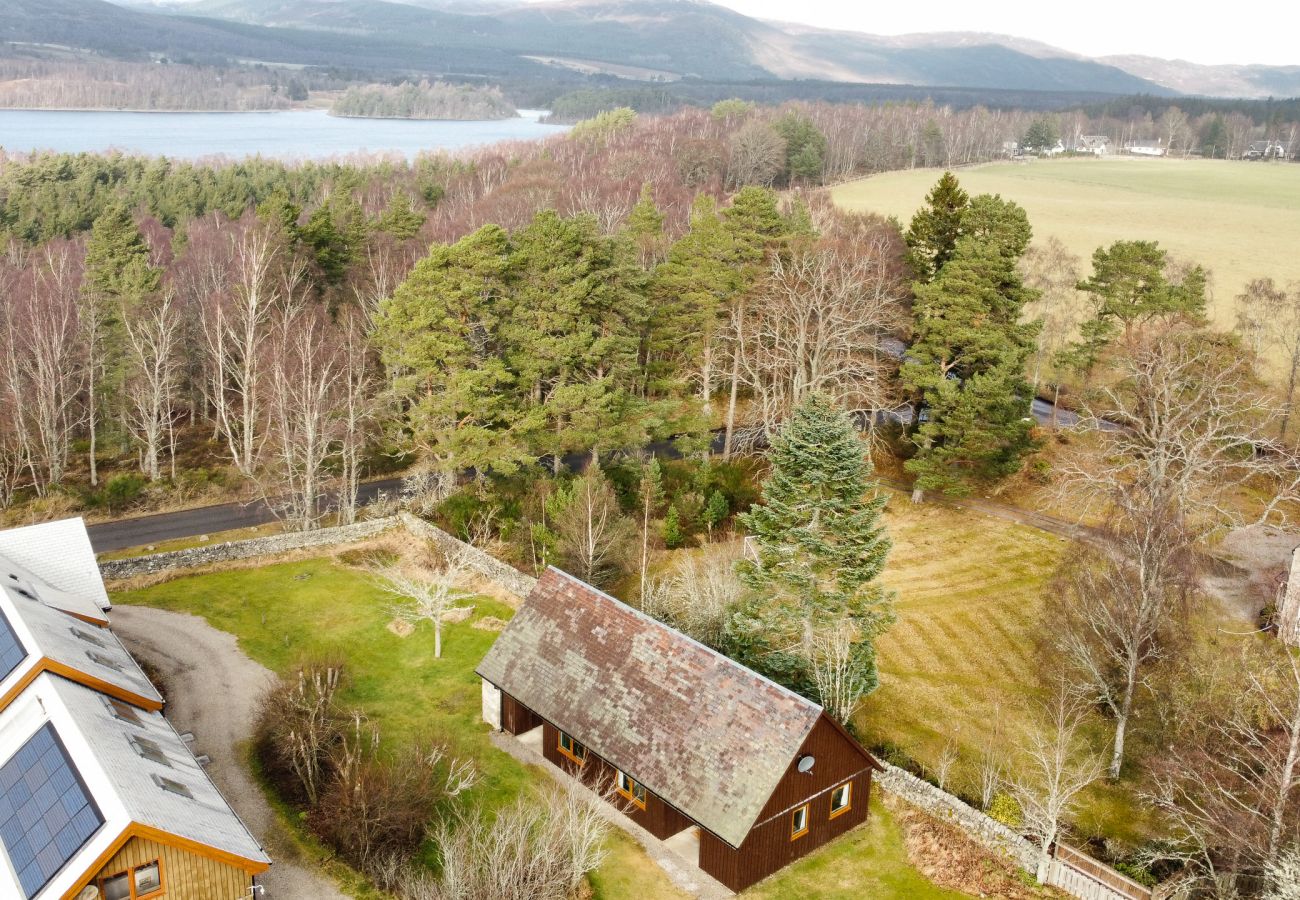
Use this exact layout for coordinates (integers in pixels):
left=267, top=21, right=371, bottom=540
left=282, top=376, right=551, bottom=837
left=477, top=568, right=823, bottom=847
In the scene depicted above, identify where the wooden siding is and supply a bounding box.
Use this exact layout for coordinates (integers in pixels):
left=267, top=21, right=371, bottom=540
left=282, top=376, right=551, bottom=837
left=698, top=714, right=878, bottom=893
left=500, top=690, right=542, bottom=735
left=540, top=721, right=692, bottom=840
left=93, top=835, right=252, bottom=899
left=699, top=768, right=873, bottom=893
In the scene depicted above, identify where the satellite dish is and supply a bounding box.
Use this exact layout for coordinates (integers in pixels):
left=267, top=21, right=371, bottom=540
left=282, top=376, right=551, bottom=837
left=797, top=755, right=815, bottom=774
left=77, top=887, right=100, bottom=900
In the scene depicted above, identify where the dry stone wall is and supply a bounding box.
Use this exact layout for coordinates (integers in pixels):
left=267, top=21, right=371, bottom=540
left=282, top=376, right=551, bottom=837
left=99, top=513, right=540, bottom=602
left=875, top=761, right=1040, bottom=873
left=99, top=518, right=399, bottom=579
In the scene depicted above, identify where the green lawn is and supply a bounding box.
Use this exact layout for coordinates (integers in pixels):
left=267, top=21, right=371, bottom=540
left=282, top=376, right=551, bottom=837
left=113, top=555, right=966, bottom=899
left=746, top=796, right=969, bottom=900
left=832, top=157, right=1300, bottom=337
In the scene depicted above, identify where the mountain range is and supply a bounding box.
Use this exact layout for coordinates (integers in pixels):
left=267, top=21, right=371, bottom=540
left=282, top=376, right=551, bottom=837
left=7, top=0, right=1300, bottom=98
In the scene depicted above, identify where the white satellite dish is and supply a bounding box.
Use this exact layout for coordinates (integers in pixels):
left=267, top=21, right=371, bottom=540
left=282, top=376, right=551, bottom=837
left=797, top=755, right=815, bottom=774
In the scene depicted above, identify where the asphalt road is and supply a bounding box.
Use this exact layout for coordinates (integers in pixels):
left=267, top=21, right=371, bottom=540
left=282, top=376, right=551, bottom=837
left=87, top=478, right=402, bottom=553
left=88, top=396, right=1095, bottom=555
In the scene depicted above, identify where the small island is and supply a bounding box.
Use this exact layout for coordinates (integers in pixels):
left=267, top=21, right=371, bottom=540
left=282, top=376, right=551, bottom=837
left=329, top=81, right=517, bottom=121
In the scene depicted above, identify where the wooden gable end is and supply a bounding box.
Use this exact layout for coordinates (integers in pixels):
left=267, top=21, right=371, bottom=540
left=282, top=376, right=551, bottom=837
left=754, top=713, right=879, bottom=823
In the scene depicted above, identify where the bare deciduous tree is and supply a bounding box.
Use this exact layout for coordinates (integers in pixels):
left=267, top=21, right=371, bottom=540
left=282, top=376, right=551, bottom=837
left=373, top=552, right=472, bottom=659
left=1146, top=648, right=1300, bottom=892
left=807, top=619, right=876, bottom=727
left=551, top=470, right=636, bottom=588
left=1005, top=684, right=1104, bottom=884
left=261, top=302, right=344, bottom=531
left=1046, top=497, right=1196, bottom=778
left=1063, top=327, right=1298, bottom=530
left=737, top=242, right=905, bottom=443
left=1235, top=278, right=1300, bottom=438
left=1020, top=237, right=1088, bottom=405
left=727, top=120, right=786, bottom=188
left=640, top=544, right=743, bottom=648
left=122, top=289, right=182, bottom=481
left=337, top=308, right=380, bottom=525
left=405, top=789, right=611, bottom=900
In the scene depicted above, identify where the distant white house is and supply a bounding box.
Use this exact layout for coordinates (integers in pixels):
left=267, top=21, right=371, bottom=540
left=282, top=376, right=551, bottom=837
left=1244, top=140, right=1288, bottom=160
left=1068, top=135, right=1111, bottom=155
left=1125, top=139, right=1165, bottom=157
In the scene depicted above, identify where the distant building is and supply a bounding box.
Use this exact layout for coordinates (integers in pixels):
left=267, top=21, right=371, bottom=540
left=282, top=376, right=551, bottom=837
left=1244, top=140, right=1287, bottom=160
left=1001, top=140, right=1023, bottom=158
left=1068, top=135, right=1111, bottom=155
left=0, top=518, right=271, bottom=900
left=1125, top=139, right=1166, bottom=157
left=478, top=568, right=883, bottom=893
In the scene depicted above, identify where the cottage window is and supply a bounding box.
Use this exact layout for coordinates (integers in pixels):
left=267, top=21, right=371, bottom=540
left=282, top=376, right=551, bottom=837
left=130, top=735, right=171, bottom=768
left=101, top=859, right=163, bottom=899
left=557, top=731, right=587, bottom=765
left=616, top=770, right=647, bottom=809
left=829, top=782, right=852, bottom=819
left=790, top=804, right=809, bottom=840
left=105, top=697, right=143, bottom=727
left=152, top=773, right=194, bottom=799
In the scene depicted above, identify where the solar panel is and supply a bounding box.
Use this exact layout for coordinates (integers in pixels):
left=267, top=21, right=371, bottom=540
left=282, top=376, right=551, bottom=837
left=0, top=723, right=104, bottom=899
left=0, top=608, right=26, bottom=683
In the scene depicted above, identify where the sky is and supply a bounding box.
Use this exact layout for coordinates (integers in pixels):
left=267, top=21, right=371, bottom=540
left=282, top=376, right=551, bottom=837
left=705, top=0, right=1296, bottom=66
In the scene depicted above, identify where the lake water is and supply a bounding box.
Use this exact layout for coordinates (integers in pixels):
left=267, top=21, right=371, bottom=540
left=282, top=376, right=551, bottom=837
left=0, top=108, right=567, bottom=159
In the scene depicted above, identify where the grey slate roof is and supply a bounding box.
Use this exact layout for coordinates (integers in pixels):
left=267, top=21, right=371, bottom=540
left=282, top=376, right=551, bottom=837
left=0, top=518, right=110, bottom=622
left=477, top=568, right=824, bottom=847
left=48, top=675, right=270, bottom=867
left=0, top=586, right=161, bottom=710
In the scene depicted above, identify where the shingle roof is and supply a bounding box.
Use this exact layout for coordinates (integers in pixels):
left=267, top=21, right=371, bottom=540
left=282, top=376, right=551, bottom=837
left=477, top=568, right=824, bottom=847
left=0, top=586, right=161, bottom=711
left=48, top=676, right=269, bottom=868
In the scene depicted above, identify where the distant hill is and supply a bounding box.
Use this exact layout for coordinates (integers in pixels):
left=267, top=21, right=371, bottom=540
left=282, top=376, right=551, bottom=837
left=16, top=0, right=1300, bottom=98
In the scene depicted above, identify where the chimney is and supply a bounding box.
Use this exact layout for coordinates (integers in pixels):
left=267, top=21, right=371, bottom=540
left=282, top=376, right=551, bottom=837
left=1278, top=546, right=1300, bottom=646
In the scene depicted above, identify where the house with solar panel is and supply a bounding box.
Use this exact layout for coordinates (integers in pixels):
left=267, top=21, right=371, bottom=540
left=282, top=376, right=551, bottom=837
left=0, top=518, right=270, bottom=900
left=477, top=568, right=882, bottom=893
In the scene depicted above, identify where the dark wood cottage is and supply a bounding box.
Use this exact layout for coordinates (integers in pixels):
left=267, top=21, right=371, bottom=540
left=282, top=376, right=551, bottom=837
left=477, top=567, right=882, bottom=893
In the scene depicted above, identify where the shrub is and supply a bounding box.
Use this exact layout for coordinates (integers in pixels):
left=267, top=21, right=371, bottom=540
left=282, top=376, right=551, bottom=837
left=255, top=659, right=348, bottom=806
left=987, top=792, right=1023, bottom=828
left=315, top=719, right=477, bottom=873
left=99, top=473, right=148, bottom=513
left=662, top=503, right=685, bottom=549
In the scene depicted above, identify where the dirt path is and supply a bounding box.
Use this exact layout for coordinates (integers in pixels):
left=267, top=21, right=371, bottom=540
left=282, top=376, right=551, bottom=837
left=109, top=605, right=349, bottom=900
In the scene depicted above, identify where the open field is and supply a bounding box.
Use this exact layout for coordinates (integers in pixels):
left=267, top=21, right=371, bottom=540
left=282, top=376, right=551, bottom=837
left=832, top=157, right=1300, bottom=331
left=112, top=553, right=964, bottom=899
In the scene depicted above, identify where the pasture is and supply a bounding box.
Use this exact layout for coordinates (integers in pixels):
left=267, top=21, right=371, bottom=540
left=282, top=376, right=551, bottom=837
left=832, top=157, right=1300, bottom=330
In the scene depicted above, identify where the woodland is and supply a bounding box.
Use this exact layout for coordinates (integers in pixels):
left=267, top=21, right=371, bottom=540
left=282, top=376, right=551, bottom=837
left=3, top=95, right=1300, bottom=898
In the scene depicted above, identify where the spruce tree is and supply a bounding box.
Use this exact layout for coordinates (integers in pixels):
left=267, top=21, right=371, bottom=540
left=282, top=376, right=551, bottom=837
left=904, top=172, right=970, bottom=282
left=732, top=393, right=894, bottom=702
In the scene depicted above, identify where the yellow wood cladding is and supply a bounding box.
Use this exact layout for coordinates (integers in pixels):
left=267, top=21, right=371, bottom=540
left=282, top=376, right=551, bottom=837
left=95, top=836, right=250, bottom=899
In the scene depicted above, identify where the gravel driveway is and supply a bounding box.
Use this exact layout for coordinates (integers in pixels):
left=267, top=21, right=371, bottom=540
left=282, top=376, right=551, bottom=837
left=110, top=605, right=349, bottom=900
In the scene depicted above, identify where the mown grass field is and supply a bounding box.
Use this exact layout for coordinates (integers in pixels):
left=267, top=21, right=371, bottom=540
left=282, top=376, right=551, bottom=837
left=111, top=553, right=966, bottom=899
left=832, top=157, right=1300, bottom=332
left=861, top=496, right=1156, bottom=844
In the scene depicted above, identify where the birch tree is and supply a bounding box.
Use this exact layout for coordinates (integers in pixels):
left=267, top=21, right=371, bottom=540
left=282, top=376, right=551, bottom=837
left=122, top=290, right=183, bottom=481
left=261, top=302, right=343, bottom=531
left=1005, top=684, right=1104, bottom=884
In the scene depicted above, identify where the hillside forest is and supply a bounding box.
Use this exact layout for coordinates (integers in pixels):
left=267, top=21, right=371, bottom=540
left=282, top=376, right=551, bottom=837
left=2, top=97, right=1300, bottom=897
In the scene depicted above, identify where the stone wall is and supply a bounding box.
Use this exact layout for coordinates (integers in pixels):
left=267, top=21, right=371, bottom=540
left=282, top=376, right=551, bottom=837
left=398, top=512, right=538, bottom=599
left=99, top=518, right=399, bottom=579
left=100, top=513, right=539, bottom=602
left=875, top=761, right=1040, bottom=873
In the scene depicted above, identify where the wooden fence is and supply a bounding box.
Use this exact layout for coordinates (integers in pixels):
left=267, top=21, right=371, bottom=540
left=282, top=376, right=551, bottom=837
left=1047, top=843, right=1153, bottom=900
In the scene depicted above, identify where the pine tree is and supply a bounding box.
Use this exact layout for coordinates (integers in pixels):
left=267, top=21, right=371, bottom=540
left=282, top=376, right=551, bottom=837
left=625, top=183, right=666, bottom=268
left=732, top=393, right=894, bottom=701
left=903, top=229, right=1041, bottom=497
left=638, top=456, right=664, bottom=595
left=904, top=172, right=970, bottom=282
left=1076, top=240, right=1207, bottom=341
left=373, top=224, right=526, bottom=474
left=375, top=192, right=427, bottom=241
left=82, top=202, right=161, bottom=486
